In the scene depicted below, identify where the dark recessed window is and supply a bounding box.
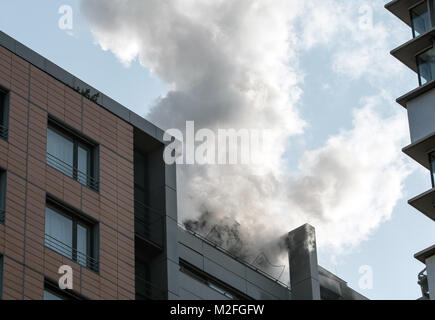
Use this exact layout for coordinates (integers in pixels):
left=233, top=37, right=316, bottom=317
left=417, top=46, right=435, bottom=85
left=46, top=119, right=99, bottom=191
left=0, top=169, right=6, bottom=225
left=44, top=199, right=99, bottom=272
left=411, top=1, right=431, bottom=38
left=0, top=88, right=9, bottom=141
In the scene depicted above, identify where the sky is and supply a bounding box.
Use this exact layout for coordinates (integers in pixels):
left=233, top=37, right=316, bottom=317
left=1, top=0, right=434, bottom=299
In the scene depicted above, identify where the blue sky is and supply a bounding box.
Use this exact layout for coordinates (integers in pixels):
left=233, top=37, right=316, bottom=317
left=1, top=0, right=434, bottom=299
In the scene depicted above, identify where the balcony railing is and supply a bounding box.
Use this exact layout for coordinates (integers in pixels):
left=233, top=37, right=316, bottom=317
left=45, top=233, right=99, bottom=272
left=0, top=208, right=4, bottom=224
left=134, top=200, right=164, bottom=248
left=135, top=274, right=167, bottom=300
left=46, top=153, right=99, bottom=191
left=418, top=268, right=430, bottom=299
left=0, top=124, right=8, bottom=140
left=179, top=223, right=290, bottom=290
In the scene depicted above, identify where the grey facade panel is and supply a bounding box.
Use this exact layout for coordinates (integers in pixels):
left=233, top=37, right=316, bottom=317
left=246, top=282, right=282, bottom=300
left=245, top=267, right=289, bottom=299
left=202, top=243, right=247, bottom=279
left=203, top=257, right=247, bottom=294
left=179, top=272, right=230, bottom=300
left=179, top=244, right=204, bottom=270
left=407, top=89, right=435, bottom=142
left=165, top=186, right=178, bottom=221
left=178, top=229, right=204, bottom=254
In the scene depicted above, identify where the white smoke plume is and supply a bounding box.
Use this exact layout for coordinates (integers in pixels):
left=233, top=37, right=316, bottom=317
left=81, top=0, right=413, bottom=277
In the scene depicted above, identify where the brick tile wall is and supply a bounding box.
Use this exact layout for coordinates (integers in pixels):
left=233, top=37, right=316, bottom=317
left=0, top=47, right=135, bottom=300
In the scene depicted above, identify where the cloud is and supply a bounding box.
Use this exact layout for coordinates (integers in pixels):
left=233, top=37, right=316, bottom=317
left=81, top=0, right=414, bottom=274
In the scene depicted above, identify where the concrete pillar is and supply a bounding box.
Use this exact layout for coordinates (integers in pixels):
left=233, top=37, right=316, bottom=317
left=288, top=224, right=321, bottom=300
left=427, top=255, right=435, bottom=300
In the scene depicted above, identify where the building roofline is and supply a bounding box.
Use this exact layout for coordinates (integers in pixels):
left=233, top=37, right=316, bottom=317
left=0, top=30, right=167, bottom=144
left=414, top=245, right=435, bottom=263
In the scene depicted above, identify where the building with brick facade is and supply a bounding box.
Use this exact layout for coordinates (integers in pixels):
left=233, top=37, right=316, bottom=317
left=0, top=30, right=365, bottom=300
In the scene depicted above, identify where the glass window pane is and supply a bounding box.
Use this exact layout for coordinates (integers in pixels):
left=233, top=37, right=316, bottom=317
left=47, top=128, right=74, bottom=178
left=411, top=1, right=431, bottom=37
left=45, top=207, right=73, bottom=259
left=76, top=223, right=89, bottom=267
left=417, top=47, right=435, bottom=85
left=430, top=152, right=435, bottom=187
left=77, top=145, right=90, bottom=186
left=43, top=290, right=65, bottom=300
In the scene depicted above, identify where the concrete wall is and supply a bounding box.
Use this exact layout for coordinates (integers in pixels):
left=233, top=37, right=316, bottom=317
left=177, top=228, right=291, bottom=300
left=407, top=89, right=435, bottom=142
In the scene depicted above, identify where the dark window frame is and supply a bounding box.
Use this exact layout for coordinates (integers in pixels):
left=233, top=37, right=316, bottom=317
left=0, top=86, right=9, bottom=141
left=0, top=168, right=6, bottom=225
left=45, top=196, right=99, bottom=273
left=47, top=117, right=99, bottom=192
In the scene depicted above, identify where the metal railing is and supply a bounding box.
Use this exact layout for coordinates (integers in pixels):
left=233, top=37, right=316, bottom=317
left=0, top=124, right=8, bottom=140
left=418, top=268, right=429, bottom=299
left=135, top=274, right=167, bottom=300
left=46, top=153, right=99, bottom=191
left=134, top=200, right=164, bottom=248
left=178, top=223, right=290, bottom=290
left=0, top=208, right=4, bottom=224
left=45, top=233, right=99, bottom=272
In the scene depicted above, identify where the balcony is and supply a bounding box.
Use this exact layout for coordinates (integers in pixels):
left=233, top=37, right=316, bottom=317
left=418, top=268, right=430, bottom=299
left=135, top=274, right=167, bottom=300
left=408, top=188, right=435, bottom=221
left=0, top=124, right=7, bottom=140
left=386, top=0, right=429, bottom=27
left=391, top=27, right=435, bottom=74
left=44, top=233, right=99, bottom=272
left=402, top=132, right=435, bottom=169
left=134, top=200, right=165, bottom=249
left=46, top=153, right=99, bottom=191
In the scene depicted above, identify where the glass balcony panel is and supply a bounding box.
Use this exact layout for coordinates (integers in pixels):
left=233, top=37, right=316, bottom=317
left=411, top=1, right=431, bottom=37
left=417, top=47, right=435, bottom=85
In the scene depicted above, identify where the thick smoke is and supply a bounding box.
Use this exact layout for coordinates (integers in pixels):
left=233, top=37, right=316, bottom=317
left=81, top=0, right=412, bottom=279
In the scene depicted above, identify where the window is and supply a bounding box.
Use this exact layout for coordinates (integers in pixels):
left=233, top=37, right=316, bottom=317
left=44, top=199, right=98, bottom=272
left=46, top=119, right=99, bottom=191
left=0, top=169, right=6, bottom=224
left=417, top=46, right=435, bottom=85
left=43, top=280, right=84, bottom=300
left=429, top=151, right=435, bottom=187
left=411, top=1, right=432, bottom=38
left=0, top=87, right=9, bottom=140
